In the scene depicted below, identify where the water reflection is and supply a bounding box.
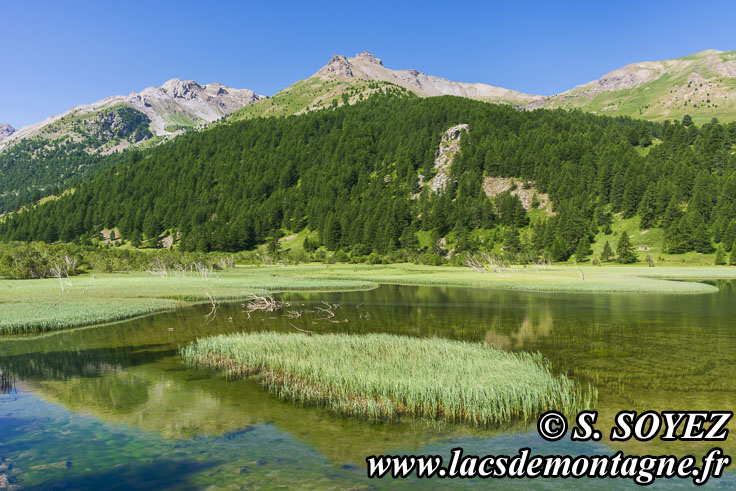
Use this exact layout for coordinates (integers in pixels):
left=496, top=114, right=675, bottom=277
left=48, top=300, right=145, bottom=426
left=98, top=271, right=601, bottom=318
left=0, top=370, right=15, bottom=395
left=1, top=282, right=735, bottom=485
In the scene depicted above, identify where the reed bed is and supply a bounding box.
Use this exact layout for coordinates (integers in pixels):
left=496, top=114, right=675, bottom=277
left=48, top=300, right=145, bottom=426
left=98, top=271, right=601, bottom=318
left=3, top=263, right=731, bottom=334
left=0, top=271, right=374, bottom=335
left=181, top=333, right=595, bottom=426
left=302, top=265, right=724, bottom=294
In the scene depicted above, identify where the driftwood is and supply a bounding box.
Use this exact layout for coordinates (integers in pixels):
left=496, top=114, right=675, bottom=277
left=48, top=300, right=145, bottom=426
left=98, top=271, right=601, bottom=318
left=289, top=323, right=313, bottom=334
left=242, top=292, right=290, bottom=318
left=314, top=301, right=340, bottom=320
left=205, top=291, right=220, bottom=321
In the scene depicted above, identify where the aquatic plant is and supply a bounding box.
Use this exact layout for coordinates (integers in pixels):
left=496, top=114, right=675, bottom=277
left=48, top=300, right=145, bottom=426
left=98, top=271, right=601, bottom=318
left=181, top=332, right=595, bottom=426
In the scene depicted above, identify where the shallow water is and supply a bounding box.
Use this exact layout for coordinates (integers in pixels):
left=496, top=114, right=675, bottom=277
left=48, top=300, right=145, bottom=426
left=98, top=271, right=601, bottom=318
left=1, top=283, right=734, bottom=489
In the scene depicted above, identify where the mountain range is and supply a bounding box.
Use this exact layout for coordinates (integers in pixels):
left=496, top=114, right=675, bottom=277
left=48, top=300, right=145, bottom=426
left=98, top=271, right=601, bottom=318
left=0, top=79, right=262, bottom=210
left=3, top=48, right=734, bottom=153
left=0, top=79, right=262, bottom=152
left=1, top=49, right=734, bottom=214
left=228, top=49, right=736, bottom=123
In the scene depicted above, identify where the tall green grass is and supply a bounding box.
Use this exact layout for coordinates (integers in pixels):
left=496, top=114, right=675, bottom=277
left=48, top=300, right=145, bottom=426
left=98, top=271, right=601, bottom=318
left=3, top=264, right=732, bottom=335
left=0, top=271, right=374, bottom=335
left=182, top=333, right=595, bottom=426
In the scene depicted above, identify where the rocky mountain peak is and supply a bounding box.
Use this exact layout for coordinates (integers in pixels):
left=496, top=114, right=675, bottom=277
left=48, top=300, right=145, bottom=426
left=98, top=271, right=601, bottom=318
left=1, top=78, right=262, bottom=151
left=0, top=124, right=15, bottom=140
left=317, top=55, right=354, bottom=78
left=161, top=78, right=205, bottom=100
left=355, top=51, right=383, bottom=66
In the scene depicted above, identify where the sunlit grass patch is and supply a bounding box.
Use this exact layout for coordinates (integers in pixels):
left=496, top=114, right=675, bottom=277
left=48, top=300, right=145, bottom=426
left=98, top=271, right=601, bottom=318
left=182, top=332, right=595, bottom=426
left=2, top=263, right=733, bottom=334
left=0, top=271, right=374, bottom=335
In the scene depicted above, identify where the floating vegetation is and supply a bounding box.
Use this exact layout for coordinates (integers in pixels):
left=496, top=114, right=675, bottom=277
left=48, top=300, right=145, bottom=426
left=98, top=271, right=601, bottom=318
left=182, top=333, right=595, bottom=426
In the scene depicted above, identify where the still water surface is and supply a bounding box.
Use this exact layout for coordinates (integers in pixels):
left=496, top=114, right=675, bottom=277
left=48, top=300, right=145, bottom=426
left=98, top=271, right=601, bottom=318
left=1, top=283, right=734, bottom=489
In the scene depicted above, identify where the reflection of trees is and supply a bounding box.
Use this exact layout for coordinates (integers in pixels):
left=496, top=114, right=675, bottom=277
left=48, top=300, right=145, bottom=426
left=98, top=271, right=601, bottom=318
left=0, top=369, right=15, bottom=394
left=3, top=281, right=734, bottom=464
left=0, top=345, right=169, bottom=381
left=25, top=355, right=525, bottom=463
left=484, top=309, right=553, bottom=350
left=2, top=286, right=535, bottom=462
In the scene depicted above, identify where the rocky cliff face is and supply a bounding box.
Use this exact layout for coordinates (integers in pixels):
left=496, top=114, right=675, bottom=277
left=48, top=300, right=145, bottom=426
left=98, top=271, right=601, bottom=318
left=125, top=78, right=262, bottom=134
left=428, top=124, right=469, bottom=193
left=0, top=124, right=14, bottom=141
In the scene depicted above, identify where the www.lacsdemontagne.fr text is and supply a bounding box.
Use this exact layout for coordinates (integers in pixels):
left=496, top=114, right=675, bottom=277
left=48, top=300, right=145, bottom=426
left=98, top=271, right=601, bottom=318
left=366, top=447, right=730, bottom=485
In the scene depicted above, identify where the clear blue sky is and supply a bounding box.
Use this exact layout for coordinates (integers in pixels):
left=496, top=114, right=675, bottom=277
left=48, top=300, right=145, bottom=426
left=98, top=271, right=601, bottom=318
left=2, top=0, right=735, bottom=128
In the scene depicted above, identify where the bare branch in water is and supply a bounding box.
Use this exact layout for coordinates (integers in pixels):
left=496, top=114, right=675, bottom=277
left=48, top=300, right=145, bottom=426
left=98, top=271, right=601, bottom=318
left=205, top=291, right=220, bottom=322
left=243, top=292, right=290, bottom=316
left=289, top=323, right=313, bottom=334
left=315, top=301, right=336, bottom=320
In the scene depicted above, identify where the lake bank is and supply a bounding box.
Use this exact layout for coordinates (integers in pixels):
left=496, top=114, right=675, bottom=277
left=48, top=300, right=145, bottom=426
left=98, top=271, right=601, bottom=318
left=2, top=264, right=736, bottom=334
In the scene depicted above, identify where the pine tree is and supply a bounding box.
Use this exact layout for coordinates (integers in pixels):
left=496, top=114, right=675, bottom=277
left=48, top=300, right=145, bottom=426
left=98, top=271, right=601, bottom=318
left=130, top=229, right=142, bottom=248
left=723, top=220, right=736, bottom=251
left=302, top=236, right=316, bottom=252
left=575, top=236, right=592, bottom=262
left=600, top=240, right=614, bottom=262
left=637, top=187, right=657, bottom=229
left=550, top=236, right=569, bottom=262
left=661, top=197, right=683, bottom=231
left=267, top=236, right=282, bottom=254
left=503, top=226, right=522, bottom=254
left=692, top=221, right=713, bottom=254
left=323, top=215, right=341, bottom=251
left=616, top=231, right=637, bottom=264
left=730, top=242, right=736, bottom=266
left=714, top=244, right=726, bottom=265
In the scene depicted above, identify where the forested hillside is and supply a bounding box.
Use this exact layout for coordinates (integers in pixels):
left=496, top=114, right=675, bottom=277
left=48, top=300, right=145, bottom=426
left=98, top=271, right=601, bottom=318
left=0, top=106, right=152, bottom=212
left=2, top=93, right=735, bottom=263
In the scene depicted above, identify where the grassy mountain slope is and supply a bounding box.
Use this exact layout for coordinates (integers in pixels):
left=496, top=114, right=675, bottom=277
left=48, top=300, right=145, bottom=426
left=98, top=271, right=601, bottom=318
left=533, top=49, right=736, bottom=123
left=229, top=77, right=413, bottom=121
left=229, top=50, right=736, bottom=126
left=228, top=51, right=534, bottom=122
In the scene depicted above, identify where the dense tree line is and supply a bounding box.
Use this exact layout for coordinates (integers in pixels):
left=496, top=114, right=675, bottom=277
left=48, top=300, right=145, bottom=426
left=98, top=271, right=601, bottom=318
left=1, top=93, right=735, bottom=263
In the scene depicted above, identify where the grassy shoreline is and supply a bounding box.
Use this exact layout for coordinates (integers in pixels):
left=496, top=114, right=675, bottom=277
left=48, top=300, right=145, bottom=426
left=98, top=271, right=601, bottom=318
left=181, top=332, right=595, bottom=426
left=2, top=264, right=735, bottom=334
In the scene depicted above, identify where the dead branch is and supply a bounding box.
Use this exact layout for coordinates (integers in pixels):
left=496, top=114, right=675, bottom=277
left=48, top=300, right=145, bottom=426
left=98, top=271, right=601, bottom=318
left=243, top=292, right=289, bottom=315
left=146, top=257, right=169, bottom=277
left=83, top=274, right=95, bottom=294
left=50, top=264, right=66, bottom=292
left=315, top=301, right=336, bottom=320
left=193, top=261, right=214, bottom=281
left=289, top=323, right=313, bottom=334
left=205, top=291, right=220, bottom=322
